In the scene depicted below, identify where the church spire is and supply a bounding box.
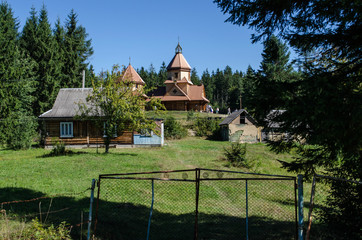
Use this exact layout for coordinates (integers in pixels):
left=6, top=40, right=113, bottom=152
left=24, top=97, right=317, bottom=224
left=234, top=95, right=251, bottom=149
left=175, top=42, right=182, bottom=54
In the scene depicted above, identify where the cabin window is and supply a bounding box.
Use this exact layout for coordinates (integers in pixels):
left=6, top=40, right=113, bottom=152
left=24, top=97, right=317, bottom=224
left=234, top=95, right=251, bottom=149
left=175, top=73, right=178, bottom=79
left=60, top=122, right=73, bottom=137
left=136, top=84, right=139, bottom=89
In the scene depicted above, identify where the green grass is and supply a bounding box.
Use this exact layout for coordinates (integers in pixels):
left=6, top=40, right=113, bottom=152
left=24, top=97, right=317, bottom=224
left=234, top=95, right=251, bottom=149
left=0, top=137, right=315, bottom=239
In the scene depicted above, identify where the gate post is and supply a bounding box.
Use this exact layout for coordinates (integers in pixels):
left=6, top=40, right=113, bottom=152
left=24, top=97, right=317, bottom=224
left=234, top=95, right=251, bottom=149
left=297, top=175, right=304, bottom=240
left=87, top=179, right=96, bottom=240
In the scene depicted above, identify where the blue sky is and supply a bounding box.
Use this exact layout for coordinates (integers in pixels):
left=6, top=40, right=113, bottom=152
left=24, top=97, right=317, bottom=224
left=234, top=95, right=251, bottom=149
left=8, top=0, right=295, bottom=75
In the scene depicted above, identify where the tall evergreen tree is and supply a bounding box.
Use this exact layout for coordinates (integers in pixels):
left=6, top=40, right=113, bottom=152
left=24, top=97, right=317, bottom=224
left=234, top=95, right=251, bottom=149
left=242, top=65, right=257, bottom=112
left=0, top=2, right=37, bottom=149
left=157, top=61, right=167, bottom=86
left=190, top=67, right=201, bottom=85
left=252, top=36, right=295, bottom=121
left=215, top=1, right=361, bottom=236
left=21, top=5, right=62, bottom=116
left=201, top=69, right=213, bottom=103
left=62, top=9, right=93, bottom=88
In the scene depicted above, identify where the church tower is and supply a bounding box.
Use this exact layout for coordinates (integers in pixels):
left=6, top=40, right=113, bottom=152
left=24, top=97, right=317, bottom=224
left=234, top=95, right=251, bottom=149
left=166, top=43, right=192, bottom=84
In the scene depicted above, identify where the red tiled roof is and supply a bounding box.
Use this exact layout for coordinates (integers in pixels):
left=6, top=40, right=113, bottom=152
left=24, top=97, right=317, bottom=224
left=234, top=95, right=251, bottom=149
left=122, top=64, right=145, bottom=85
left=188, top=85, right=209, bottom=102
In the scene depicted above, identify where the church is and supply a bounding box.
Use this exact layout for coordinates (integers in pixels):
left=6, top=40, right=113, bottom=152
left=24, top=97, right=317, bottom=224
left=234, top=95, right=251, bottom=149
left=149, top=43, right=209, bottom=111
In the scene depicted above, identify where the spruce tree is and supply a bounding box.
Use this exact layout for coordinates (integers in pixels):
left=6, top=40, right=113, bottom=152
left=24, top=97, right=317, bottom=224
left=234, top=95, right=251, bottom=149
left=62, top=9, right=93, bottom=88
left=190, top=67, right=200, bottom=85
left=242, top=65, right=257, bottom=112
left=157, top=61, right=167, bottom=86
left=0, top=2, right=37, bottom=149
left=21, top=5, right=62, bottom=116
left=252, top=36, right=295, bottom=122
left=201, top=69, right=213, bottom=103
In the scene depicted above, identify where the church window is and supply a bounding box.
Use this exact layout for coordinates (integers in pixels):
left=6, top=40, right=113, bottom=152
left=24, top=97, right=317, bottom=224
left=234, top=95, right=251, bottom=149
left=175, top=73, right=178, bottom=78
left=173, top=89, right=178, bottom=94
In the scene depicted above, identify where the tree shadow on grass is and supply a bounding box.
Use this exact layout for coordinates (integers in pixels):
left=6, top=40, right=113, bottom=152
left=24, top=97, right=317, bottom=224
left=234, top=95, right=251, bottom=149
left=38, top=150, right=89, bottom=158
left=5, top=187, right=341, bottom=240
left=0, top=187, right=91, bottom=239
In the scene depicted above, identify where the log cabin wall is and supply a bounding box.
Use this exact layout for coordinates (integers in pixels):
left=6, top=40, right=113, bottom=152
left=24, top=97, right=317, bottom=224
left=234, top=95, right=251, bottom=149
left=44, top=120, right=133, bottom=146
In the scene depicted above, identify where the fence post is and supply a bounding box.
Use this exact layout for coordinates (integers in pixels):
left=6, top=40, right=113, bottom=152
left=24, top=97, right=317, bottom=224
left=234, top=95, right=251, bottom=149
left=306, top=174, right=316, bottom=240
left=146, top=179, right=155, bottom=240
left=194, top=168, right=201, bottom=240
left=297, top=175, right=304, bottom=240
left=245, top=180, right=249, bottom=240
left=87, top=179, right=96, bottom=240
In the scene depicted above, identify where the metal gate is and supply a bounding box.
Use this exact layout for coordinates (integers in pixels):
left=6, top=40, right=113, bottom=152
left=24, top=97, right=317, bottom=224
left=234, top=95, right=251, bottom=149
left=94, top=168, right=297, bottom=240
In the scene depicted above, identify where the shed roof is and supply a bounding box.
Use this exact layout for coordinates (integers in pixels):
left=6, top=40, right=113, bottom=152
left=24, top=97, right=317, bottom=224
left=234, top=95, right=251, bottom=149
left=219, top=109, right=257, bottom=126
left=39, top=88, right=94, bottom=118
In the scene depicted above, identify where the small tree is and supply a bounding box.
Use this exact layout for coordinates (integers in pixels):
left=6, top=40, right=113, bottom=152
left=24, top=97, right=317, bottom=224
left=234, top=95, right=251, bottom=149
left=78, top=65, right=164, bottom=153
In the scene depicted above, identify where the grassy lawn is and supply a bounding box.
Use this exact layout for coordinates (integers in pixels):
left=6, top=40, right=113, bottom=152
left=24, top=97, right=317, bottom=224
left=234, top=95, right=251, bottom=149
left=0, top=137, right=312, bottom=239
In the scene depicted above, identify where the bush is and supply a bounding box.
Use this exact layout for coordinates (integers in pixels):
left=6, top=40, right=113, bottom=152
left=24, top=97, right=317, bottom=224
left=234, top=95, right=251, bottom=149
left=49, top=141, right=67, bottom=156
left=186, top=110, right=196, bottom=121
left=24, top=218, right=71, bottom=239
left=193, top=117, right=222, bottom=140
left=0, top=111, right=37, bottom=150
left=164, top=116, right=187, bottom=139
left=223, top=143, right=252, bottom=168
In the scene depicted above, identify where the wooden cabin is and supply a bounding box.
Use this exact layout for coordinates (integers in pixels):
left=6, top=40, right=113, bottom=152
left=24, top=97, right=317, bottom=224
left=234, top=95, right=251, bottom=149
left=39, top=65, right=163, bottom=148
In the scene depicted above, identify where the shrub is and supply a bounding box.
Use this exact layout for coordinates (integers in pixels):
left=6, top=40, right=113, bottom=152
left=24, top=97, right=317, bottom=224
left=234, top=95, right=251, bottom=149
left=186, top=110, right=196, bottom=121
left=49, top=141, right=67, bottom=156
left=223, top=143, right=252, bottom=168
left=193, top=117, right=222, bottom=139
left=0, top=111, right=37, bottom=150
left=24, top=218, right=71, bottom=239
left=164, top=116, right=187, bottom=139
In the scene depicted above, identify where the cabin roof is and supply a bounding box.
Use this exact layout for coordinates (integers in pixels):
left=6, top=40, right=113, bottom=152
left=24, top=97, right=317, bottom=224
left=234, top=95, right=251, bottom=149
left=39, top=88, right=94, bottom=118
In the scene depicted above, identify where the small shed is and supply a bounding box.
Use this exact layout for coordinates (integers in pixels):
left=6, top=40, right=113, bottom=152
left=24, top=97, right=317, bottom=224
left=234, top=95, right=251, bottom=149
left=219, top=109, right=261, bottom=143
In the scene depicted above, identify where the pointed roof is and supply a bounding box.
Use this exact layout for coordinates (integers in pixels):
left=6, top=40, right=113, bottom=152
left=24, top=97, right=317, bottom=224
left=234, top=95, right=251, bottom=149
left=219, top=109, right=257, bottom=126
left=167, top=43, right=191, bottom=71
left=122, top=64, right=145, bottom=85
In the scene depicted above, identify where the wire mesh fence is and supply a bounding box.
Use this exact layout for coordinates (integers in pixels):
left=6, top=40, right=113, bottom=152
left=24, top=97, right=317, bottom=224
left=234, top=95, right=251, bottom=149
left=306, top=174, right=362, bottom=240
left=0, top=189, right=91, bottom=239
left=94, top=168, right=297, bottom=240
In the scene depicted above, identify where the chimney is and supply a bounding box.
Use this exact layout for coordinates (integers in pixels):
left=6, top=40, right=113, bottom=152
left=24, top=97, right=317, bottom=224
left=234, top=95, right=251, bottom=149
left=82, top=70, right=85, bottom=88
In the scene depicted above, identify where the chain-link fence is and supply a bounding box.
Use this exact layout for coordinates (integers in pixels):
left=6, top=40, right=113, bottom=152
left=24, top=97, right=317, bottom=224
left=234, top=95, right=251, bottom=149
left=94, top=168, right=297, bottom=240
left=306, top=174, right=362, bottom=240
left=0, top=188, right=91, bottom=239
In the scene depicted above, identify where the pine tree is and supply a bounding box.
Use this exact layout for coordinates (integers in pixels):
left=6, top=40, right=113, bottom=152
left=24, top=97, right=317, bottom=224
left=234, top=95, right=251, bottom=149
left=21, top=5, right=62, bottom=116
left=0, top=2, right=37, bottom=149
left=190, top=67, right=200, bottom=85
left=201, top=69, right=213, bottom=103
left=157, top=61, right=167, bottom=86
left=242, top=65, right=257, bottom=112
left=62, top=9, right=93, bottom=88
left=252, top=36, right=295, bottom=122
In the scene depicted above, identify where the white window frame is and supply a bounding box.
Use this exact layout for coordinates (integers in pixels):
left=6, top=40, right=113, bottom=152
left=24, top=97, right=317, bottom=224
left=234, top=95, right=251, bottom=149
left=60, top=122, right=73, bottom=137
